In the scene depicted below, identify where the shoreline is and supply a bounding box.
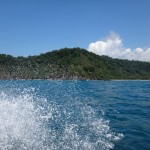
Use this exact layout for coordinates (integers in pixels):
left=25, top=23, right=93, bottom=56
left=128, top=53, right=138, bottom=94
left=0, top=79, right=150, bottom=81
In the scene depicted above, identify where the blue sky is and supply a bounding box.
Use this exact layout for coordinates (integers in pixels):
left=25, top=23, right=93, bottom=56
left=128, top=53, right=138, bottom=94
left=0, top=0, right=150, bottom=59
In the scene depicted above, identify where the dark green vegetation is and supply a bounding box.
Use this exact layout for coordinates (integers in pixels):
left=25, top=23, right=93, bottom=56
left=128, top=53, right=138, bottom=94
left=0, top=48, right=150, bottom=80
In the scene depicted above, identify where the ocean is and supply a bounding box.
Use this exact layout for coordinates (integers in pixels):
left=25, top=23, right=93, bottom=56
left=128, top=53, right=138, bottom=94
left=0, top=80, right=149, bottom=150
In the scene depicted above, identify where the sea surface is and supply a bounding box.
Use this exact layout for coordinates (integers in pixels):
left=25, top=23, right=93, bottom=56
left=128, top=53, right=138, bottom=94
left=0, top=80, right=150, bottom=150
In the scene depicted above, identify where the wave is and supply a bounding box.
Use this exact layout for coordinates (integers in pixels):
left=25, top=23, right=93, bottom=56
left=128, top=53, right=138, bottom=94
left=0, top=88, right=123, bottom=150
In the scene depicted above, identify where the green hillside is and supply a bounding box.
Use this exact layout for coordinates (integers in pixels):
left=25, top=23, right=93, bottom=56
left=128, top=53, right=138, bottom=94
left=0, top=47, right=150, bottom=80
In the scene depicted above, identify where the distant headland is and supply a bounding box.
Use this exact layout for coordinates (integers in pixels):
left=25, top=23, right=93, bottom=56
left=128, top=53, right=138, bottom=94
left=0, top=48, right=150, bottom=80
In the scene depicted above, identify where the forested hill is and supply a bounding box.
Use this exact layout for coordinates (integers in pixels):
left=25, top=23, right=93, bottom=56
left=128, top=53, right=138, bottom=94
left=0, top=48, right=150, bottom=80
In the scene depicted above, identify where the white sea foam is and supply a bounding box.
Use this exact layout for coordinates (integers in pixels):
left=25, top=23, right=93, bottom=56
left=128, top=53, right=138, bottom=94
left=0, top=90, right=54, bottom=150
left=0, top=88, right=123, bottom=150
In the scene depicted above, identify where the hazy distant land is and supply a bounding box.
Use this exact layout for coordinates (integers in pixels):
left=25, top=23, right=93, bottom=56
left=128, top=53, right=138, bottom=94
left=0, top=48, right=150, bottom=80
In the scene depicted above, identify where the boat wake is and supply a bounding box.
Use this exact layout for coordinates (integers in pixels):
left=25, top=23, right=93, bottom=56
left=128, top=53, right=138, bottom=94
left=0, top=88, right=123, bottom=150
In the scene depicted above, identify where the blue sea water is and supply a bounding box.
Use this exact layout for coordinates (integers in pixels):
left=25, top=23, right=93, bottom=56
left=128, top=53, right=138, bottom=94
left=0, top=80, right=150, bottom=150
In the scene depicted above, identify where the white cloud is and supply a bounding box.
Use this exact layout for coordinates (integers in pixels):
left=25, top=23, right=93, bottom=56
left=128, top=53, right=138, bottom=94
left=88, top=32, right=150, bottom=62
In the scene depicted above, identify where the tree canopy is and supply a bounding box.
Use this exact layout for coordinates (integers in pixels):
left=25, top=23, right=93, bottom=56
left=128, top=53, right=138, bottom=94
left=0, top=48, right=150, bottom=80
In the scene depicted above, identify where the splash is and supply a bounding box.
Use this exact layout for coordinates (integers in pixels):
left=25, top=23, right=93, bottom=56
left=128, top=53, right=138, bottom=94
left=0, top=90, right=55, bottom=150
left=0, top=88, right=123, bottom=150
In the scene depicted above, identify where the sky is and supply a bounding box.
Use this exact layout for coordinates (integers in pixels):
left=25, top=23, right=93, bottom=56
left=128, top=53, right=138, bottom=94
left=0, top=0, right=150, bottom=61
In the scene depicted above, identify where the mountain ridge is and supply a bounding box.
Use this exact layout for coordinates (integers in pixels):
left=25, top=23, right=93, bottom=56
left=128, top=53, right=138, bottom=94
left=0, top=47, right=150, bottom=80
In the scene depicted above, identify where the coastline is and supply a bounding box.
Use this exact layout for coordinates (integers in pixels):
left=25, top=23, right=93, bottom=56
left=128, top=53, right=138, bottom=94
left=0, top=78, right=150, bottom=81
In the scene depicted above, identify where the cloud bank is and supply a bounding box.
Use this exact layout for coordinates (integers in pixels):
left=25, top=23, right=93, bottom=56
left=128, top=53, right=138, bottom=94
left=88, top=32, right=150, bottom=62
